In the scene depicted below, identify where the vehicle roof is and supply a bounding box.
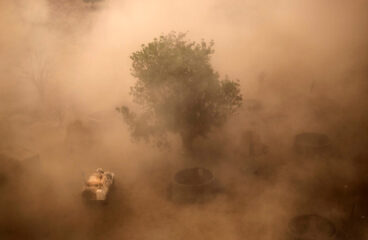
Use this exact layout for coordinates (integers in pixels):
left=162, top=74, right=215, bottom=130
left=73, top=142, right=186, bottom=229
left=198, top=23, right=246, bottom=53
left=87, top=174, right=103, bottom=184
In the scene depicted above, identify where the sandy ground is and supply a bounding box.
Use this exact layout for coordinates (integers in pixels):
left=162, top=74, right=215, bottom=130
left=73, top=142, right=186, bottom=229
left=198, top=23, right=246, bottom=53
left=0, top=117, right=364, bottom=240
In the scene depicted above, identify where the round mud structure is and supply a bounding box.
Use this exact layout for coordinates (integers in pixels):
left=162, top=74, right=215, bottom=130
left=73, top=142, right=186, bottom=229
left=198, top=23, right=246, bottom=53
left=288, top=214, right=336, bottom=240
left=169, top=168, right=217, bottom=203
left=294, top=132, right=331, bottom=157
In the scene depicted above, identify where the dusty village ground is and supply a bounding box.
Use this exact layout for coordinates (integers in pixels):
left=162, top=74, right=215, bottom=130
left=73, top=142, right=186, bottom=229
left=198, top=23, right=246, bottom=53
left=1, top=1, right=368, bottom=239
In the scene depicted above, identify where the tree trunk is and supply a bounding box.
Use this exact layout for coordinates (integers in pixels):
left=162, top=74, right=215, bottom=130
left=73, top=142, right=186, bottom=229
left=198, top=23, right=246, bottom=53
left=181, top=131, right=195, bottom=155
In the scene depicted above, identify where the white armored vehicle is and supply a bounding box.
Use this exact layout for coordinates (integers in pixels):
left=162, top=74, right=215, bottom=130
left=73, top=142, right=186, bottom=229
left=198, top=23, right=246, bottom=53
left=82, top=168, right=114, bottom=203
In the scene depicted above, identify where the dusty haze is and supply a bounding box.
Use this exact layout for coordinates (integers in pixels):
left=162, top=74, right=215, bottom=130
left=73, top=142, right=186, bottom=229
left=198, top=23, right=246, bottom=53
left=1, top=0, right=368, bottom=239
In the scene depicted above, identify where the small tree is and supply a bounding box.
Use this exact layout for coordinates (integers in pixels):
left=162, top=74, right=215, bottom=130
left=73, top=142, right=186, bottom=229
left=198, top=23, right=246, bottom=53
left=117, top=32, right=242, bottom=152
left=21, top=52, right=50, bottom=101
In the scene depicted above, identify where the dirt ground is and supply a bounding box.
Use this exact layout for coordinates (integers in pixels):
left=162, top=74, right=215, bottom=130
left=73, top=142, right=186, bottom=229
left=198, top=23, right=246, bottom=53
left=1, top=113, right=367, bottom=240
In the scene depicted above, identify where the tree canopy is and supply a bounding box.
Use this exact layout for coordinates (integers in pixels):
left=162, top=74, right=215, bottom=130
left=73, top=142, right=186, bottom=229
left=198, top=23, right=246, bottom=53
left=117, top=32, right=242, bottom=151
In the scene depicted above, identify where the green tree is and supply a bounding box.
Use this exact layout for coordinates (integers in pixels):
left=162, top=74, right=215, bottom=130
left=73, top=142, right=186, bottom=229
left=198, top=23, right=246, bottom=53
left=117, top=32, right=242, bottom=152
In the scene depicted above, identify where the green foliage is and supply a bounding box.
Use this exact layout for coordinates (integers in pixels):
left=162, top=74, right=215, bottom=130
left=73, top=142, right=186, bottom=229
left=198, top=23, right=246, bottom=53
left=118, top=32, right=242, bottom=150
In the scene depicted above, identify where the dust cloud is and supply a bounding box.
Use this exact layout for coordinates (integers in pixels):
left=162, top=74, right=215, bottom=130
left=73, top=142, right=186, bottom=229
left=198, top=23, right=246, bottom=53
left=1, top=0, right=368, bottom=239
